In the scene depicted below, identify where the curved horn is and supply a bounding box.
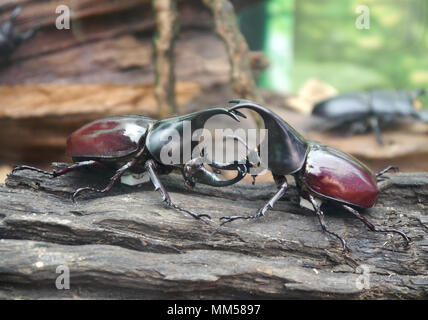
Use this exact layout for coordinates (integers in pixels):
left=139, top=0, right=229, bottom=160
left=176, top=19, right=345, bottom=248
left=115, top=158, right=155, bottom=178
left=191, top=163, right=247, bottom=187
left=146, top=107, right=246, bottom=166
left=228, top=99, right=308, bottom=175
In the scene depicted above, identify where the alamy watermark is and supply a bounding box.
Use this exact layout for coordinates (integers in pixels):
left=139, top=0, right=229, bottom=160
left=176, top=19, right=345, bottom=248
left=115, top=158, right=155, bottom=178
left=355, top=5, right=370, bottom=30
left=56, top=5, right=70, bottom=30
left=355, top=264, right=371, bottom=290
left=156, top=121, right=269, bottom=176
left=55, top=264, right=70, bottom=290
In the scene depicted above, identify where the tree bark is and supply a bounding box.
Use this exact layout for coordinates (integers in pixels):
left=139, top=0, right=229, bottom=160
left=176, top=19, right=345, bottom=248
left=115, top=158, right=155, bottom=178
left=153, top=0, right=178, bottom=117
left=203, top=0, right=264, bottom=105
left=1, top=165, right=426, bottom=299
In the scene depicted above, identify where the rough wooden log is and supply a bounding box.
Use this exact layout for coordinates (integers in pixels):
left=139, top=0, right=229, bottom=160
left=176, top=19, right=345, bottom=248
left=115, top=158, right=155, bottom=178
left=0, top=165, right=426, bottom=299
left=0, top=0, right=261, bottom=85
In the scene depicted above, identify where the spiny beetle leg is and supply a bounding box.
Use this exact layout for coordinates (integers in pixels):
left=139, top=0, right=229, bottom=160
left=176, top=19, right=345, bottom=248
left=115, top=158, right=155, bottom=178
left=13, top=160, right=102, bottom=178
left=12, top=165, right=53, bottom=176
left=342, top=204, right=411, bottom=245
left=376, top=165, right=399, bottom=179
left=145, top=160, right=211, bottom=222
left=220, top=177, right=288, bottom=225
left=308, top=194, right=350, bottom=252
left=183, top=157, right=204, bottom=186
left=71, top=159, right=137, bottom=202
left=368, top=116, right=384, bottom=145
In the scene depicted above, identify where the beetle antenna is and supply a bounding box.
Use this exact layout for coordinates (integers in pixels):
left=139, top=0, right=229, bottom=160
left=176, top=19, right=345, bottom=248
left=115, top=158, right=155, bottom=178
left=376, top=165, right=399, bottom=179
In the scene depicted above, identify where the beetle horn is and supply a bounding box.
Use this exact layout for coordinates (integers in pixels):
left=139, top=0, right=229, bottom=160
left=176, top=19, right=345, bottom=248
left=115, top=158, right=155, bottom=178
left=228, top=99, right=308, bottom=175
left=146, top=107, right=247, bottom=166
left=191, top=163, right=247, bottom=187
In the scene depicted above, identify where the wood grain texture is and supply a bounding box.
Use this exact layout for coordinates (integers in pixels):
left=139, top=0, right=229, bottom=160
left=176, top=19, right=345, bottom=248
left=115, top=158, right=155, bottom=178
left=1, top=164, right=426, bottom=299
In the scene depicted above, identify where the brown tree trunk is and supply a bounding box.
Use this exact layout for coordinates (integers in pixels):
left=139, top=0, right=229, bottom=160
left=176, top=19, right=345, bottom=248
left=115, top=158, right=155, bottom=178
left=153, top=0, right=178, bottom=117
left=203, top=0, right=264, bottom=105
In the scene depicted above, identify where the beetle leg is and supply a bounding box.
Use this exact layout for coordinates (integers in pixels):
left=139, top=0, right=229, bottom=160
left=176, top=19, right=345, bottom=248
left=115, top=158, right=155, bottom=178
left=17, top=24, right=39, bottom=42
left=71, top=159, right=137, bottom=202
left=145, top=160, right=211, bottom=221
left=347, top=120, right=369, bottom=136
left=376, top=165, right=399, bottom=179
left=13, top=160, right=103, bottom=178
left=9, top=6, right=22, bottom=21
left=308, top=194, right=349, bottom=252
left=12, top=165, right=54, bottom=176
left=368, top=117, right=384, bottom=145
left=341, top=204, right=411, bottom=244
left=220, top=176, right=288, bottom=225
left=182, top=157, right=204, bottom=188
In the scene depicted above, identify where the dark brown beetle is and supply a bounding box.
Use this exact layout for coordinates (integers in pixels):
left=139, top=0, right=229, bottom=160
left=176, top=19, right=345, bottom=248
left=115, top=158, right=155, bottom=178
left=220, top=100, right=411, bottom=251
left=312, top=89, right=428, bottom=145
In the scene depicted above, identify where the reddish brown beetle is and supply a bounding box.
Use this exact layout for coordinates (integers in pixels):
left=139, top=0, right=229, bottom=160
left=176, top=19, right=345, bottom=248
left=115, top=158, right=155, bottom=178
left=221, top=100, right=411, bottom=251
left=13, top=108, right=248, bottom=221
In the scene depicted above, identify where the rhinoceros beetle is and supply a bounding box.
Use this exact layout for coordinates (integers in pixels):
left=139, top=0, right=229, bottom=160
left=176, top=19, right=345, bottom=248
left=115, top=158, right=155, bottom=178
left=0, top=6, right=38, bottom=64
left=13, top=108, right=249, bottom=221
left=220, top=99, right=411, bottom=251
left=312, top=89, right=428, bottom=144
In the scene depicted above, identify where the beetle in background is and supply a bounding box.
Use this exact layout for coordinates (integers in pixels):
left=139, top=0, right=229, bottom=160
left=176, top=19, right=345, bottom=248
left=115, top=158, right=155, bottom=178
left=312, top=89, right=428, bottom=145
left=221, top=100, right=411, bottom=251
left=0, top=6, right=39, bottom=64
left=13, top=108, right=248, bottom=221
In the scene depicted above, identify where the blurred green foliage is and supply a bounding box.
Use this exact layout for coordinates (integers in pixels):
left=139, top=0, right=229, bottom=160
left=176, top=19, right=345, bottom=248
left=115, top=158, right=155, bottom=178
left=241, top=0, right=428, bottom=103
left=292, top=0, right=428, bottom=94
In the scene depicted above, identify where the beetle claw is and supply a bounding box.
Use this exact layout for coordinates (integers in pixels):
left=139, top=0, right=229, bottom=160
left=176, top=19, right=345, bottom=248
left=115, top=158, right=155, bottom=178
left=231, top=110, right=247, bottom=119
left=167, top=200, right=212, bottom=222
left=219, top=215, right=251, bottom=226
left=12, top=165, right=54, bottom=177
left=71, top=186, right=99, bottom=202
left=226, top=110, right=241, bottom=122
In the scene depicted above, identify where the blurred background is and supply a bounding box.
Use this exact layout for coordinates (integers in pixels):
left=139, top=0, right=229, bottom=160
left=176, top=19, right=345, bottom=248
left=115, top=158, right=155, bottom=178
left=0, top=0, right=427, bottom=183
left=241, top=0, right=428, bottom=93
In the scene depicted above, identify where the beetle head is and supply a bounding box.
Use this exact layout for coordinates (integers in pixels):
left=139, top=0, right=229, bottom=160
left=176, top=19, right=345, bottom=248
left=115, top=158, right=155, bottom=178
left=146, top=107, right=246, bottom=166
left=228, top=99, right=308, bottom=175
